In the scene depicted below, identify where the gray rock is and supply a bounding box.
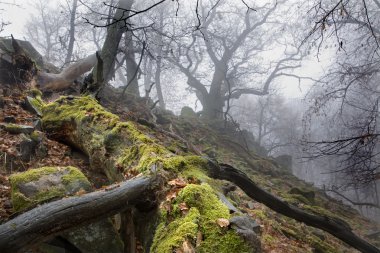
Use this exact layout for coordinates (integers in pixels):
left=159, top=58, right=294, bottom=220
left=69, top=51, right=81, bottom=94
left=230, top=215, right=261, bottom=252
left=218, top=193, right=239, bottom=214
left=24, top=96, right=43, bottom=116
left=19, top=136, right=38, bottom=162
left=33, top=119, right=42, bottom=131
left=230, top=215, right=261, bottom=235
left=64, top=219, right=124, bottom=253
left=10, top=167, right=123, bottom=253
left=247, top=201, right=255, bottom=209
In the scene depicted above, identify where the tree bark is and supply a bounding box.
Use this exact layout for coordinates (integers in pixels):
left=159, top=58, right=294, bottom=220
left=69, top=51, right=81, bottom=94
left=0, top=176, right=158, bottom=253
left=124, top=30, right=140, bottom=98
left=86, top=0, right=134, bottom=94
left=64, top=0, right=78, bottom=65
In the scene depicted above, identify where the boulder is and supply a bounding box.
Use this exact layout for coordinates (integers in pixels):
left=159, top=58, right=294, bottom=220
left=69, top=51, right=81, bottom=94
left=229, top=215, right=261, bottom=252
left=9, top=166, right=124, bottom=253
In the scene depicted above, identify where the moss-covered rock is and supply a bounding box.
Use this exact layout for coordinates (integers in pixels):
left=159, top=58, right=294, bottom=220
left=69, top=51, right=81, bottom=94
left=180, top=106, right=198, bottom=118
left=9, top=166, right=124, bottom=253
left=10, top=166, right=91, bottom=212
left=3, top=123, right=34, bottom=135
left=288, top=187, right=316, bottom=205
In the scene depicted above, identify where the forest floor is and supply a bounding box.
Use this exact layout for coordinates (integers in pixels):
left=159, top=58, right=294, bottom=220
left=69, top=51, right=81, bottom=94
left=1, top=81, right=380, bottom=252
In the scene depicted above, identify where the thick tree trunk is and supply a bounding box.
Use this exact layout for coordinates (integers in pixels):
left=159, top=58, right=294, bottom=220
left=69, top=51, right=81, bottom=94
left=85, top=0, right=134, bottom=94
left=0, top=176, right=158, bottom=253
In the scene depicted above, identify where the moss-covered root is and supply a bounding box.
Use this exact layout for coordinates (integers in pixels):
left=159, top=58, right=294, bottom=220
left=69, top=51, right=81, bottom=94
left=10, top=166, right=91, bottom=212
left=151, top=184, right=256, bottom=253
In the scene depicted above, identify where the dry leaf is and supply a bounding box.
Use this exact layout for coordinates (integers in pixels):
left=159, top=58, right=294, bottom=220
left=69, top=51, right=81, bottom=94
left=168, top=178, right=187, bottom=188
left=182, top=240, right=195, bottom=253
left=166, top=190, right=178, bottom=201
left=179, top=202, right=189, bottom=215
left=216, top=218, right=230, bottom=228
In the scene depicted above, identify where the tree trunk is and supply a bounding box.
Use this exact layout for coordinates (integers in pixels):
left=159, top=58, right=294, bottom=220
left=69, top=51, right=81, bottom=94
left=85, top=0, right=134, bottom=94
left=64, top=0, right=78, bottom=65
left=0, top=176, right=157, bottom=253
left=124, top=30, right=140, bottom=98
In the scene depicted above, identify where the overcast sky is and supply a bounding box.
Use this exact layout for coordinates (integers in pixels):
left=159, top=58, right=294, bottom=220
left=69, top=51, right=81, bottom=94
left=0, top=0, right=333, bottom=99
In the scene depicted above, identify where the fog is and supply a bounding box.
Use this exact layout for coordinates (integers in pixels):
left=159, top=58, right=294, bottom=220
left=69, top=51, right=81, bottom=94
left=1, top=0, right=379, bottom=222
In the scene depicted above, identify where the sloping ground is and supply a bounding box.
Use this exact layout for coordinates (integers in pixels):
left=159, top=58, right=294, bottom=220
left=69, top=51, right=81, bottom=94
left=149, top=113, right=380, bottom=252
left=0, top=81, right=379, bottom=252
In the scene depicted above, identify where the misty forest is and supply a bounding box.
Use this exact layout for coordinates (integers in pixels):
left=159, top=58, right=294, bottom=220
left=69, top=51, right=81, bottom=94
left=0, top=0, right=380, bottom=252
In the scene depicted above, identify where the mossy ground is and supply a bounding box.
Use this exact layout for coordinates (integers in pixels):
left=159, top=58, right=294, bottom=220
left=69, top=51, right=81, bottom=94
left=25, top=94, right=379, bottom=252
left=151, top=183, right=251, bottom=253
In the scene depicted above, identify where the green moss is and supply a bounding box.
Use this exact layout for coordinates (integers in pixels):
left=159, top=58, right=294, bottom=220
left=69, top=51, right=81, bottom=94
left=10, top=166, right=91, bottom=212
left=10, top=167, right=58, bottom=185
left=307, top=235, right=337, bottom=253
left=11, top=192, right=32, bottom=212
left=151, top=184, right=251, bottom=253
left=27, top=96, right=45, bottom=115
left=42, top=96, right=119, bottom=130
left=151, top=208, right=200, bottom=252
left=61, top=167, right=91, bottom=187
left=110, top=122, right=153, bottom=144
left=262, top=234, right=276, bottom=245
left=163, top=156, right=207, bottom=172
left=28, top=88, right=43, bottom=97
left=251, top=209, right=266, bottom=220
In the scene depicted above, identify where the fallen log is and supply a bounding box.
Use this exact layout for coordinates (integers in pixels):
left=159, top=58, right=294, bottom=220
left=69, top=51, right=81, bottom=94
left=206, top=161, right=380, bottom=253
left=0, top=176, right=158, bottom=253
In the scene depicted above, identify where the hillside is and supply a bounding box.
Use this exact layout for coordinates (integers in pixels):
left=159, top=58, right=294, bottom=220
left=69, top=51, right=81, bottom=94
left=0, top=41, right=380, bottom=253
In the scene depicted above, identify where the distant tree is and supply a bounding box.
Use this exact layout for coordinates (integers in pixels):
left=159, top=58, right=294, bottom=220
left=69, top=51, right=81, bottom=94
left=165, top=0, right=307, bottom=120
left=24, top=0, right=67, bottom=65
left=234, top=93, right=301, bottom=155
left=302, top=0, right=380, bottom=187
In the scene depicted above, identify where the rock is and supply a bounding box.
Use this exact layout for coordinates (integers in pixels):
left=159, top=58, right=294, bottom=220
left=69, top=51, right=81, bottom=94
left=63, top=219, right=124, bottom=253
left=33, top=119, right=42, bottom=131
left=4, top=116, right=16, bottom=123
left=0, top=96, right=4, bottom=108
left=180, top=106, right=197, bottom=118
left=229, top=215, right=261, bottom=252
left=247, top=201, right=255, bottom=209
left=218, top=193, right=240, bottom=214
left=289, top=187, right=315, bottom=204
left=23, top=96, right=43, bottom=116
left=274, top=154, right=292, bottom=172
left=3, top=123, right=34, bottom=134
left=9, top=167, right=123, bottom=253
left=230, top=215, right=261, bottom=235
left=10, top=166, right=92, bottom=212
left=19, top=136, right=38, bottom=162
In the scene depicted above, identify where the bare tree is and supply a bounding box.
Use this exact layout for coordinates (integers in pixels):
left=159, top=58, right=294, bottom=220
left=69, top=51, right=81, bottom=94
left=165, top=0, right=306, bottom=120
